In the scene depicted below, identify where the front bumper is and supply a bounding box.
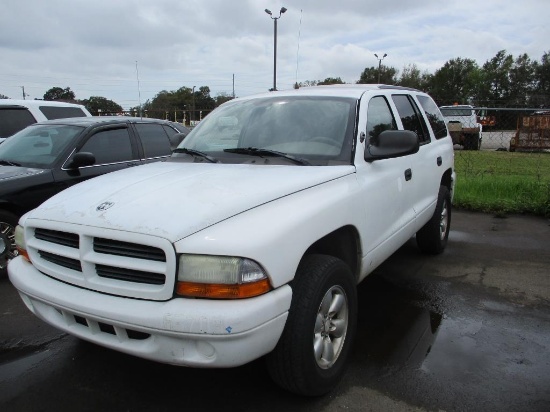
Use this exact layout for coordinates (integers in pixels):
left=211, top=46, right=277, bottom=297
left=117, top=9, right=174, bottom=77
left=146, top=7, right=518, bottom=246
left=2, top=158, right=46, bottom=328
left=8, top=257, right=292, bottom=367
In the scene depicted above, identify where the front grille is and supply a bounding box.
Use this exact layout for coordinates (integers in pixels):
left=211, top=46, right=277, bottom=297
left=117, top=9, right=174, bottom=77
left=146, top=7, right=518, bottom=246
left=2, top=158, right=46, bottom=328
left=39, top=250, right=82, bottom=272
left=94, top=238, right=166, bottom=262
left=35, top=228, right=79, bottom=248
left=28, top=224, right=174, bottom=299
left=96, top=264, right=165, bottom=285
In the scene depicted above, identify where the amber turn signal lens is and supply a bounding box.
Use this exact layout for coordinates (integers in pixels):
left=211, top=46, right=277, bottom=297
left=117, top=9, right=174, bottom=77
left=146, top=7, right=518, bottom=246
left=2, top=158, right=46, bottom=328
left=176, top=278, right=271, bottom=299
left=16, top=246, right=30, bottom=262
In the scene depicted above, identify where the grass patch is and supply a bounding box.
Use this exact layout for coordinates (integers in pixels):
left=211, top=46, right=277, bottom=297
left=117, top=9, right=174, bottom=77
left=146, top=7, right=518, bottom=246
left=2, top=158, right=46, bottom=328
left=453, top=151, right=550, bottom=216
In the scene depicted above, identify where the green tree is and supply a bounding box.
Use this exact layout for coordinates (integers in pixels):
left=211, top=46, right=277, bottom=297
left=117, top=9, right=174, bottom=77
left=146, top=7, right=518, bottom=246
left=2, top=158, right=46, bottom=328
left=81, top=96, right=123, bottom=115
left=357, top=66, right=397, bottom=84
left=215, top=92, right=234, bottom=106
left=508, top=53, right=536, bottom=107
left=396, top=64, right=432, bottom=91
left=429, top=58, right=480, bottom=105
left=477, top=50, right=514, bottom=105
left=43, top=86, right=76, bottom=102
left=532, top=51, right=550, bottom=107
left=318, top=77, right=345, bottom=85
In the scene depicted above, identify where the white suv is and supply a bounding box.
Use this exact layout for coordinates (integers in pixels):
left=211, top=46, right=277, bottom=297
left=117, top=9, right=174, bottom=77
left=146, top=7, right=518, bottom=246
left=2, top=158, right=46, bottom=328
left=0, top=99, right=91, bottom=139
left=9, top=85, right=455, bottom=396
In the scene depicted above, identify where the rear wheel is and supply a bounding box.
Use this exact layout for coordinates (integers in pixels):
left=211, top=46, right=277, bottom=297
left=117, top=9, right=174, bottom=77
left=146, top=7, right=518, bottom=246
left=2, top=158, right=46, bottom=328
left=0, top=210, right=19, bottom=276
left=416, top=185, right=451, bottom=254
left=266, top=255, right=357, bottom=396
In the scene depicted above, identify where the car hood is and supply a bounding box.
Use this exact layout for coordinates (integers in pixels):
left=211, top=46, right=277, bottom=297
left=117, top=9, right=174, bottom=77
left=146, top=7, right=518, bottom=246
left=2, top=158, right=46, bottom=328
left=0, top=165, right=46, bottom=181
left=30, top=161, right=355, bottom=242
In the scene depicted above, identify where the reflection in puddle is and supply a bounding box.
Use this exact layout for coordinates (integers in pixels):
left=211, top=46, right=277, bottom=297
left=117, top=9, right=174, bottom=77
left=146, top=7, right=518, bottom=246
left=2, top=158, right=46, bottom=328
left=354, top=271, right=490, bottom=378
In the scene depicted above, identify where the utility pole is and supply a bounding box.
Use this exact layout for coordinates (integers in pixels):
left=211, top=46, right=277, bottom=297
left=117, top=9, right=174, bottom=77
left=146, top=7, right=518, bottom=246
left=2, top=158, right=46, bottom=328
left=21, top=86, right=27, bottom=100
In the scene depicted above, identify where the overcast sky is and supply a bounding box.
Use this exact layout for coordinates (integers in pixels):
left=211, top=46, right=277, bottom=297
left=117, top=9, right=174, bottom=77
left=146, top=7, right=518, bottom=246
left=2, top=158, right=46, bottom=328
left=1, top=0, right=548, bottom=110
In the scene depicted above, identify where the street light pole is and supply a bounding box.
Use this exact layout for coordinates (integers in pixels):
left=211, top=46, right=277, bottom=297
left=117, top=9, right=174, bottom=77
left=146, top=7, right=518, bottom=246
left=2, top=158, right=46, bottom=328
left=192, top=85, right=196, bottom=124
left=265, top=7, right=287, bottom=91
left=374, top=53, right=387, bottom=84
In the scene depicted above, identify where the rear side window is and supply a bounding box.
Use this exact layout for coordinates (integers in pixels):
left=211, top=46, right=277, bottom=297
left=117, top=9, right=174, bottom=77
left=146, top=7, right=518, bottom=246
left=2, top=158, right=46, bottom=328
left=134, top=123, right=172, bottom=157
left=417, top=96, right=448, bottom=139
left=79, top=128, right=134, bottom=164
left=0, top=108, right=37, bottom=138
left=391, top=95, right=430, bottom=143
left=39, top=106, right=87, bottom=120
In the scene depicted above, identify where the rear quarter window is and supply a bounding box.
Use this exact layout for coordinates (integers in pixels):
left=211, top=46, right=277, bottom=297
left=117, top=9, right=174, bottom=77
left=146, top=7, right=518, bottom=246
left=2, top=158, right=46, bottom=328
left=39, top=106, right=88, bottom=120
left=0, top=108, right=37, bottom=138
left=417, top=96, right=448, bottom=139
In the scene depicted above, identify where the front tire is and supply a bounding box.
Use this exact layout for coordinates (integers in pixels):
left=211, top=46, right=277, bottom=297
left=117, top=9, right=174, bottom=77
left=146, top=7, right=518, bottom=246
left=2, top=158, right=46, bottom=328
left=266, top=255, right=357, bottom=396
left=0, top=210, right=19, bottom=276
left=416, top=185, right=451, bottom=254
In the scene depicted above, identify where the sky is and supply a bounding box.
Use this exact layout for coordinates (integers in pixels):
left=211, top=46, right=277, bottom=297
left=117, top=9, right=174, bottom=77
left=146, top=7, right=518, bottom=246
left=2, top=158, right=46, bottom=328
left=1, top=0, right=548, bottom=110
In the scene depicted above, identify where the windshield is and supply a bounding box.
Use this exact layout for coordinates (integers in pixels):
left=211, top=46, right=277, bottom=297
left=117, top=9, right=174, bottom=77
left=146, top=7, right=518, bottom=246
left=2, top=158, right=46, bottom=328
left=440, top=108, right=474, bottom=117
left=0, top=124, right=84, bottom=168
left=176, top=96, right=357, bottom=165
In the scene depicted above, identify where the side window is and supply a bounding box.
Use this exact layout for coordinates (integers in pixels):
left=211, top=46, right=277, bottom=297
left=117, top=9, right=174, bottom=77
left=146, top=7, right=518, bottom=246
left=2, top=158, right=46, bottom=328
left=366, top=96, right=397, bottom=144
left=0, top=109, right=37, bottom=138
left=162, top=125, right=185, bottom=150
left=79, top=128, right=133, bottom=164
left=134, top=123, right=172, bottom=157
left=417, top=95, right=448, bottom=139
left=39, top=106, right=87, bottom=120
left=391, top=94, right=430, bottom=143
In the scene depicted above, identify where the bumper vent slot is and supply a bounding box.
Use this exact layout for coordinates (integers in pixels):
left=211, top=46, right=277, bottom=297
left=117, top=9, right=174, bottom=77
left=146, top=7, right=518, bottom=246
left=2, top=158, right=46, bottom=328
left=71, top=314, right=150, bottom=340
left=35, top=228, right=79, bottom=248
left=96, top=264, right=165, bottom=285
left=94, top=238, right=166, bottom=262
left=39, top=250, right=82, bottom=272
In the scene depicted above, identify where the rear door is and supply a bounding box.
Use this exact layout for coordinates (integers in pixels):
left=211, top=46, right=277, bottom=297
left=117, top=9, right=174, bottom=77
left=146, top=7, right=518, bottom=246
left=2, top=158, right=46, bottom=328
left=132, top=122, right=173, bottom=163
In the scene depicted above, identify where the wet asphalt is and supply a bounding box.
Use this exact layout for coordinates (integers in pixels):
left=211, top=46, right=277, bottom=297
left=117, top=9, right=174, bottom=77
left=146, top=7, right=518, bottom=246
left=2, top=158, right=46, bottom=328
left=0, top=210, right=549, bottom=411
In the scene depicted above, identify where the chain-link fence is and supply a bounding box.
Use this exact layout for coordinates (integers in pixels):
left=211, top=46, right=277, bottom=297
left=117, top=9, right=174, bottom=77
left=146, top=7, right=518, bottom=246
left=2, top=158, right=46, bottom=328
left=451, top=107, right=550, bottom=216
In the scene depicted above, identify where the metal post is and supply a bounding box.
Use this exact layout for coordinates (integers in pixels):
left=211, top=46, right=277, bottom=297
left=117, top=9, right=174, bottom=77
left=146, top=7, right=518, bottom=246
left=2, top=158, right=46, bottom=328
left=273, top=17, right=277, bottom=91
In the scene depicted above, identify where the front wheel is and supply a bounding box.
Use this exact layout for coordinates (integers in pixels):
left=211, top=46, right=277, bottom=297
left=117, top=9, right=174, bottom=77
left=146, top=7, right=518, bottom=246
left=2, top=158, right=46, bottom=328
left=0, top=210, right=19, bottom=276
left=416, top=185, right=451, bottom=254
left=266, top=255, right=357, bottom=396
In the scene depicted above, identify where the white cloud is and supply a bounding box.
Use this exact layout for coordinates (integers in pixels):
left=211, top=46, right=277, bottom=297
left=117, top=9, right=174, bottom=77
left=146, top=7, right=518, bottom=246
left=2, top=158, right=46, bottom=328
left=0, top=0, right=548, bottom=108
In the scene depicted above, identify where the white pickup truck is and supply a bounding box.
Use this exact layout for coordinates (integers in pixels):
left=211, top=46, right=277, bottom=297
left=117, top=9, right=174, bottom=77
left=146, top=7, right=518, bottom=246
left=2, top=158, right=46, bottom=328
left=9, top=85, right=455, bottom=396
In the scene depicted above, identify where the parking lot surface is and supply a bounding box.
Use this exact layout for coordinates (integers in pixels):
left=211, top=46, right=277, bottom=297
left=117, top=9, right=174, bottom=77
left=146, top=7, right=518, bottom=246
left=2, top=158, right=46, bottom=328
left=1, top=210, right=549, bottom=411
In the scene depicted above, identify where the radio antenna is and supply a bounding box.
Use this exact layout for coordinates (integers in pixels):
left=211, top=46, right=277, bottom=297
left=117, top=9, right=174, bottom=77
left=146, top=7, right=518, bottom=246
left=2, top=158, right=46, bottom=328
left=295, top=9, right=302, bottom=87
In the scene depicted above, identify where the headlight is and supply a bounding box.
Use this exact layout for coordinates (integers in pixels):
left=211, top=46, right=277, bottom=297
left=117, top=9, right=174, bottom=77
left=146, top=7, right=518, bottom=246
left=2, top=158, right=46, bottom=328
left=14, top=225, right=30, bottom=262
left=176, top=255, right=271, bottom=299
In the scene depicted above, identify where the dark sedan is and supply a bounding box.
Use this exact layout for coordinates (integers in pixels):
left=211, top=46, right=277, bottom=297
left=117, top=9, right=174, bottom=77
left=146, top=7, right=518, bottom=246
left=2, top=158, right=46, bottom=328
left=0, top=116, right=190, bottom=274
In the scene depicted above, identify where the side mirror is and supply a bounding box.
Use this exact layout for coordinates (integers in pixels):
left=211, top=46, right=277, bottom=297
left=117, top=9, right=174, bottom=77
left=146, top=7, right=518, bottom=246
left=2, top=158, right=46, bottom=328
left=364, top=130, right=419, bottom=161
left=170, top=132, right=188, bottom=151
left=66, top=152, right=96, bottom=169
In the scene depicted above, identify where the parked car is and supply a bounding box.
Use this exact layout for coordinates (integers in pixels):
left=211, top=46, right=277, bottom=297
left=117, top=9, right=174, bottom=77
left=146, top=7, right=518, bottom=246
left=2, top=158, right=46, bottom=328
left=9, top=85, right=455, bottom=395
left=0, top=116, right=189, bottom=275
left=0, top=99, right=92, bottom=140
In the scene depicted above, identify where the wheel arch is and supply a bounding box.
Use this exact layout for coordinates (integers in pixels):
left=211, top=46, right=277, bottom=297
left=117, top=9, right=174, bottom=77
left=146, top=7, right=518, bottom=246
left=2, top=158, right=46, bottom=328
left=301, top=225, right=361, bottom=282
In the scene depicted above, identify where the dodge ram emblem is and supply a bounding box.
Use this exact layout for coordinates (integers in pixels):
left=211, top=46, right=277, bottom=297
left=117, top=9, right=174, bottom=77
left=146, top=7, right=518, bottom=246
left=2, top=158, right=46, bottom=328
left=96, top=201, right=115, bottom=212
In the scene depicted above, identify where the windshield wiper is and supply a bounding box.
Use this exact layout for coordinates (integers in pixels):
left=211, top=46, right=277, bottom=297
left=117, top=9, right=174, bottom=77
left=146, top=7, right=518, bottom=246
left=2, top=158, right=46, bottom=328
left=223, top=147, right=311, bottom=166
left=174, top=148, right=219, bottom=163
left=0, top=159, right=21, bottom=167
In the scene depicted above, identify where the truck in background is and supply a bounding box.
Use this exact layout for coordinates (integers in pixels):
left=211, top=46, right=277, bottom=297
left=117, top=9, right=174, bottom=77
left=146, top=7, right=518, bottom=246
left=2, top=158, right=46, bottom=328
left=440, top=104, right=482, bottom=150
